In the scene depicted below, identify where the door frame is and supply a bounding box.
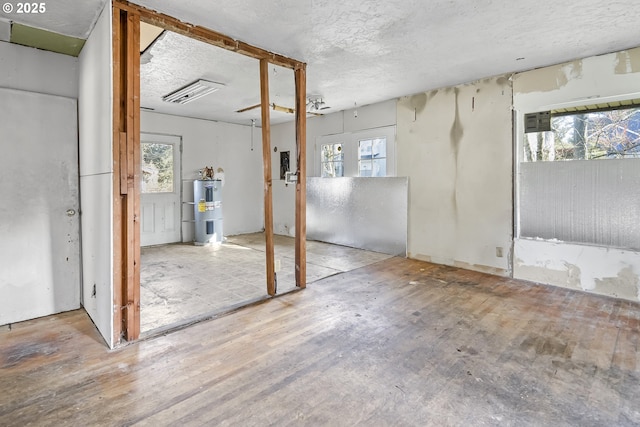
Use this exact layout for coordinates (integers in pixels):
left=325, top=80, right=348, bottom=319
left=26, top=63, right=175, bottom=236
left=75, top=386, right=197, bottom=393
left=112, top=0, right=307, bottom=344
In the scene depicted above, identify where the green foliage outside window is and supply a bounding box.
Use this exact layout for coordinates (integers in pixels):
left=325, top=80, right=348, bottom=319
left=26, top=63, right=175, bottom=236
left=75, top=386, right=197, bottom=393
left=142, top=143, right=174, bottom=193
left=525, top=107, right=640, bottom=161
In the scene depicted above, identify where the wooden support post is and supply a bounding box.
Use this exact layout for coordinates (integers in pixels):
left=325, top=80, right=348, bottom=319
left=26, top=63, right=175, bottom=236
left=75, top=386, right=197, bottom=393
left=112, top=8, right=123, bottom=344
left=108, top=0, right=308, bottom=342
left=113, top=5, right=141, bottom=343
left=127, top=11, right=141, bottom=341
left=294, top=66, right=307, bottom=288
left=260, top=59, right=276, bottom=296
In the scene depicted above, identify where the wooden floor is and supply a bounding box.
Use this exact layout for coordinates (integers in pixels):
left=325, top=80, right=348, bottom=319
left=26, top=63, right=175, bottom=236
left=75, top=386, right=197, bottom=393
left=2, top=257, right=640, bottom=426
left=140, top=233, right=391, bottom=333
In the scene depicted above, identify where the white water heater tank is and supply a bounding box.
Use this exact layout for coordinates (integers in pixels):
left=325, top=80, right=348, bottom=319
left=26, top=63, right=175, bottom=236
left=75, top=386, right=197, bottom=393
left=193, top=179, right=223, bottom=245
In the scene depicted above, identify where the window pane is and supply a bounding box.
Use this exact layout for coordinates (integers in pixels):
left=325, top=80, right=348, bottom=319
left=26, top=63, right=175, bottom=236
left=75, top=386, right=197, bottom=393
left=359, top=139, right=372, bottom=160
left=322, top=161, right=344, bottom=178
left=372, top=158, right=387, bottom=177
left=372, top=138, right=386, bottom=158
left=321, top=144, right=343, bottom=177
left=524, top=107, right=640, bottom=162
left=321, top=162, right=330, bottom=177
left=358, top=137, right=387, bottom=177
left=322, top=143, right=343, bottom=162
left=359, top=160, right=372, bottom=177
left=320, top=144, right=332, bottom=163
left=142, top=143, right=174, bottom=193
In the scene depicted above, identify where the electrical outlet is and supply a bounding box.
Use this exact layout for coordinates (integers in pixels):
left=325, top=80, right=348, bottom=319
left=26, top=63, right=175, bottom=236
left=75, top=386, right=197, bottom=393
left=496, top=247, right=504, bottom=258
left=275, top=259, right=281, bottom=272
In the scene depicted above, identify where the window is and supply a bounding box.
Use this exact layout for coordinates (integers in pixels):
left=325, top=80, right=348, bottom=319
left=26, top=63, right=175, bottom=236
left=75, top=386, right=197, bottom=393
left=320, top=143, right=344, bottom=177
left=358, top=138, right=387, bottom=177
left=524, top=106, right=640, bottom=162
left=316, top=125, right=396, bottom=177
left=141, top=142, right=174, bottom=193
left=518, top=103, right=640, bottom=250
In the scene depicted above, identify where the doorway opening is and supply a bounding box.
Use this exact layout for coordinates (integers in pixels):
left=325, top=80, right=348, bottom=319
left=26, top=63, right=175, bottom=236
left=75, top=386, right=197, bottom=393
left=114, top=0, right=310, bottom=343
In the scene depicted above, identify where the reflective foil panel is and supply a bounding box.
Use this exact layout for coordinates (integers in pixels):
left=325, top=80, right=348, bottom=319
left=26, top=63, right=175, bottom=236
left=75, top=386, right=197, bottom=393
left=307, top=177, right=408, bottom=256
left=519, top=159, right=640, bottom=250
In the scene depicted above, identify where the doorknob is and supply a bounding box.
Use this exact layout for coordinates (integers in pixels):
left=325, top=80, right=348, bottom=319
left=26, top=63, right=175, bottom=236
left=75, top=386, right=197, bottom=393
left=66, top=209, right=76, bottom=217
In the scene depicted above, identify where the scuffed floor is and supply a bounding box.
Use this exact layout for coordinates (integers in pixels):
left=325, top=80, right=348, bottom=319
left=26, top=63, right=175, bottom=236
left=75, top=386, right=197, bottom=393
left=140, top=233, right=392, bottom=334
left=4, top=257, right=640, bottom=425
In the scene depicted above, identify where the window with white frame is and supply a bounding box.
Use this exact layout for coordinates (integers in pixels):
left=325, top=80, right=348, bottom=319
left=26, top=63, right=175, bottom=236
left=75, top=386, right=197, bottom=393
left=320, top=143, right=344, bottom=177
left=358, top=138, right=387, bottom=177
left=316, top=126, right=395, bottom=178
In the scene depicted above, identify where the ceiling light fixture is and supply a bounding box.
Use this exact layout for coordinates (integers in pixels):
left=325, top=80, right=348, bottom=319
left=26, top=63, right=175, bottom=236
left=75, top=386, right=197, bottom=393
left=162, top=79, right=224, bottom=105
left=306, top=96, right=329, bottom=112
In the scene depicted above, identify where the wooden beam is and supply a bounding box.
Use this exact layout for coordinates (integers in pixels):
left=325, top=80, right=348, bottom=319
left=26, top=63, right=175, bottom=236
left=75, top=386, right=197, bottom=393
left=113, top=5, right=141, bottom=343
left=112, top=0, right=303, bottom=70
left=126, top=11, right=141, bottom=341
left=260, top=59, right=276, bottom=296
left=112, top=7, right=124, bottom=345
left=294, top=66, right=307, bottom=288
left=109, top=0, right=308, bottom=336
left=235, top=103, right=260, bottom=113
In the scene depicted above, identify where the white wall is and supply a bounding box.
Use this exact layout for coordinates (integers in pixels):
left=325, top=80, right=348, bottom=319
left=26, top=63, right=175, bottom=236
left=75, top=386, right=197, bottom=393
left=0, top=40, right=78, bottom=97
left=270, top=99, right=397, bottom=236
left=513, top=47, right=640, bottom=301
left=397, top=76, right=514, bottom=275
left=273, top=88, right=513, bottom=276
left=78, top=3, right=114, bottom=348
left=141, top=112, right=264, bottom=238
left=272, top=49, right=640, bottom=302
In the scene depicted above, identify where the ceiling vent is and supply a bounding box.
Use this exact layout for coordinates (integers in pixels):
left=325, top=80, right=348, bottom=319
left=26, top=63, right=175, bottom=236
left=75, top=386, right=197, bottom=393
left=162, top=79, right=224, bottom=105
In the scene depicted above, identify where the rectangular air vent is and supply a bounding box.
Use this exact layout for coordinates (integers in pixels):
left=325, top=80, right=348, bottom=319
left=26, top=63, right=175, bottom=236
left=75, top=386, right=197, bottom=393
left=524, top=111, right=551, bottom=133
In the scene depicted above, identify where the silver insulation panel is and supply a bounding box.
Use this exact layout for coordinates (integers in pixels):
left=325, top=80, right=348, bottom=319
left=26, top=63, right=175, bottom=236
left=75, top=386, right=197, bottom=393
left=519, top=159, right=640, bottom=250
left=307, top=177, right=408, bottom=256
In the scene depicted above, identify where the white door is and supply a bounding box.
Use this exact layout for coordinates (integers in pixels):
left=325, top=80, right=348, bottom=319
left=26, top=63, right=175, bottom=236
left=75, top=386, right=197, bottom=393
left=140, top=133, right=182, bottom=246
left=0, top=89, right=80, bottom=325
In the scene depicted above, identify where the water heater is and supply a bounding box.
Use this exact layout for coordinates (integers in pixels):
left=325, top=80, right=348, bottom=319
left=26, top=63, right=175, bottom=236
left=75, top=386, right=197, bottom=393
left=193, top=179, right=223, bottom=245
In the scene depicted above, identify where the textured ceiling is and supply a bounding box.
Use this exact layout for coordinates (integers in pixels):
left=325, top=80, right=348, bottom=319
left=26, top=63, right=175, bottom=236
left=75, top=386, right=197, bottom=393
left=133, top=0, right=640, bottom=125
left=140, top=31, right=297, bottom=125
left=0, top=0, right=107, bottom=38
left=3, top=0, right=640, bottom=125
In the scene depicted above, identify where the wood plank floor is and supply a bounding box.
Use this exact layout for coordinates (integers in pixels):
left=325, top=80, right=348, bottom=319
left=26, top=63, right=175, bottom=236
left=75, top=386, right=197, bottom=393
left=1, top=257, right=640, bottom=426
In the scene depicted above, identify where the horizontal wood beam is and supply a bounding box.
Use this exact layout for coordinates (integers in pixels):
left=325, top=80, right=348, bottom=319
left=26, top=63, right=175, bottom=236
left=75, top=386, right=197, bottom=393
left=113, top=0, right=304, bottom=70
